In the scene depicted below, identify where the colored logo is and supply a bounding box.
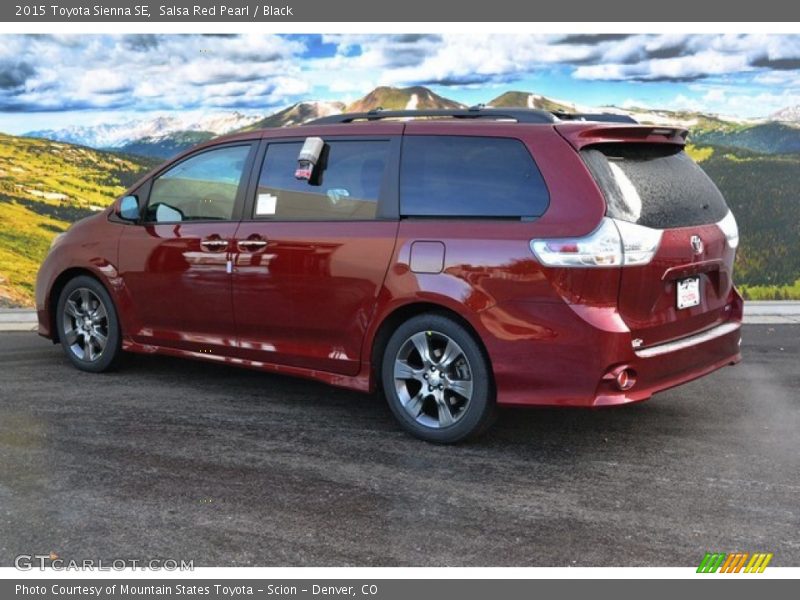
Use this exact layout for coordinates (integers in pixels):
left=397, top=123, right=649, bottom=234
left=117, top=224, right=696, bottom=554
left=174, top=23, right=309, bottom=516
left=697, top=552, right=773, bottom=573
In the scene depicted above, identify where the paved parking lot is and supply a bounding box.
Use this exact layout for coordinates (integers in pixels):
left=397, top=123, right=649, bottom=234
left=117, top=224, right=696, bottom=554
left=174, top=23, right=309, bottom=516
left=0, top=325, right=798, bottom=567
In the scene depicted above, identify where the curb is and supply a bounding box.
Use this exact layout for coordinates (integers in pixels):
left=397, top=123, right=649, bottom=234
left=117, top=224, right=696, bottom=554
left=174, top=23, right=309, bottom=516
left=0, top=309, right=38, bottom=331
left=0, top=322, right=39, bottom=332
left=2, top=305, right=800, bottom=332
left=743, top=301, right=800, bottom=324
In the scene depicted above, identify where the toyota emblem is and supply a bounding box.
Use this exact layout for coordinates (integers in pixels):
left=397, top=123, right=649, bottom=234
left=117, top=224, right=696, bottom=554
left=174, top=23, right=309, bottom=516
left=691, top=235, right=704, bottom=254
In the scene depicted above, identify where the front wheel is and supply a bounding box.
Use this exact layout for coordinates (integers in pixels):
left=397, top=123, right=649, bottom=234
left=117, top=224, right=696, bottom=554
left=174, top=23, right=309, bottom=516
left=381, top=314, right=496, bottom=443
left=56, top=275, right=122, bottom=373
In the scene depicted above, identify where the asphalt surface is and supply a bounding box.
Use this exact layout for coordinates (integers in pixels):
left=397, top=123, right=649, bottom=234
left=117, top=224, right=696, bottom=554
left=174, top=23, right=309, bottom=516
left=0, top=325, right=798, bottom=567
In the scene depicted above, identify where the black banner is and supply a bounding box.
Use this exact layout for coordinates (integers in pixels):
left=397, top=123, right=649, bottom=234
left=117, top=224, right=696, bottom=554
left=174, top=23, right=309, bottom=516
left=4, top=579, right=798, bottom=600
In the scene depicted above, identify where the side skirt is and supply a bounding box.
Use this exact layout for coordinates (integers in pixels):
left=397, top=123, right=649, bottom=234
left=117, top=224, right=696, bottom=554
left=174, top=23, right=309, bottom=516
left=121, top=338, right=373, bottom=393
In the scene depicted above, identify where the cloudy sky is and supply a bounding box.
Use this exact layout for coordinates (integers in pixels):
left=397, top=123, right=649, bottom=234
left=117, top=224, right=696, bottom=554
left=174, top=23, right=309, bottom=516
left=1, top=33, right=798, bottom=132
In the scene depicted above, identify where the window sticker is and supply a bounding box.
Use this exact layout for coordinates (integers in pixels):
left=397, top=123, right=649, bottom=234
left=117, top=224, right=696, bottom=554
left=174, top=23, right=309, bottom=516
left=256, top=193, right=277, bottom=216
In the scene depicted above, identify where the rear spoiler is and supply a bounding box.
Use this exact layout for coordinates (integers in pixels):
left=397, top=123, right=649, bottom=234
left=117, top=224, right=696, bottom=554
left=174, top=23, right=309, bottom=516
left=555, top=123, right=689, bottom=150
left=552, top=111, right=638, bottom=124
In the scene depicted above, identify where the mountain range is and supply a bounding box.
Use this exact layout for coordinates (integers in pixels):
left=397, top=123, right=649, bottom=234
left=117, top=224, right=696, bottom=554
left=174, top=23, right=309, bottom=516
left=21, top=86, right=800, bottom=159
left=27, top=111, right=263, bottom=147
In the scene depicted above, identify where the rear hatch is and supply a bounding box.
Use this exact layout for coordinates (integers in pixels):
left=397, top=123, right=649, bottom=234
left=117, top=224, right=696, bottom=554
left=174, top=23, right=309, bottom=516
left=568, top=127, right=738, bottom=348
left=556, top=123, right=739, bottom=348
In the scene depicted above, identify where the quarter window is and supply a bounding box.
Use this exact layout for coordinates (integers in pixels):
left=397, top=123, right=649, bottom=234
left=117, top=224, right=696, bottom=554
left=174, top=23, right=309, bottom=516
left=146, top=145, right=251, bottom=223
left=400, top=136, right=549, bottom=218
left=255, top=140, right=389, bottom=220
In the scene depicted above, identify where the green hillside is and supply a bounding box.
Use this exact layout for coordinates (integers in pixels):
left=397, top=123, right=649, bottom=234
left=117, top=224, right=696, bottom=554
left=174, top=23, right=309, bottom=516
left=691, top=122, right=800, bottom=155
left=692, top=146, right=800, bottom=294
left=0, top=134, right=155, bottom=306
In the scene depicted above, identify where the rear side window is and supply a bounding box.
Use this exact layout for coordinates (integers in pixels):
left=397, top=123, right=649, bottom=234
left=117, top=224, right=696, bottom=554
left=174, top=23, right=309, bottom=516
left=255, top=140, right=389, bottom=220
left=400, top=136, right=549, bottom=218
left=581, top=144, right=728, bottom=228
left=146, top=145, right=251, bottom=222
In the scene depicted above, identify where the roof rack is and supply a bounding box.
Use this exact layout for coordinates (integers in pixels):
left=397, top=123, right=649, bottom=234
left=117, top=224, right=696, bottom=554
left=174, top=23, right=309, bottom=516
left=306, top=105, right=558, bottom=125
left=305, top=105, right=639, bottom=126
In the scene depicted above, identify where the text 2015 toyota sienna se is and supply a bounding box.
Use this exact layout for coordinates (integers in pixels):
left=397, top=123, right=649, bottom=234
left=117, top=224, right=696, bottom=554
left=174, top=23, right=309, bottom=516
left=36, top=107, right=742, bottom=443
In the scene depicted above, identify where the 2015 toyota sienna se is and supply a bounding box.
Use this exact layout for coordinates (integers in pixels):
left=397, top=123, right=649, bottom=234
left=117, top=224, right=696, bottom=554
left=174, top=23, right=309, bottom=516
left=35, top=107, right=743, bottom=443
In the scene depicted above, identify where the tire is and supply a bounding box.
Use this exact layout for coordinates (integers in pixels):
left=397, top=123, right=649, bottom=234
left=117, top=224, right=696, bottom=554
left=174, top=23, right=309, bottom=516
left=381, top=313, right=496, bottom=443
left=55, top=275, right=122, bottom=373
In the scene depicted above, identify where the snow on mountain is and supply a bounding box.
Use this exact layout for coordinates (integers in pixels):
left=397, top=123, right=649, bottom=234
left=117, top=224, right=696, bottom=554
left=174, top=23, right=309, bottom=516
left=238, top=101, right=347, bottom=131
left=24, top=87, right=798, bottom=155
left=26, top=111, right=264, bottom=148
left=771, top=105, right=800, bottom=123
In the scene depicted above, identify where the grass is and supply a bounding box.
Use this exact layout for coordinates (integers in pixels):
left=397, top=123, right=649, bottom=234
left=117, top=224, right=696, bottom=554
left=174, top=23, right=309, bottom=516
left=739, top=279, right=800, bottom=301
left=685, top=144, right=715, bottom=162
left=0, top=134, right=154, bottom=306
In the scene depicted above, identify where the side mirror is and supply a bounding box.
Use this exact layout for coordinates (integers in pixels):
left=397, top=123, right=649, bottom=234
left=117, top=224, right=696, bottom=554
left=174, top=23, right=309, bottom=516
left=118, top=195, right=140, bottom=221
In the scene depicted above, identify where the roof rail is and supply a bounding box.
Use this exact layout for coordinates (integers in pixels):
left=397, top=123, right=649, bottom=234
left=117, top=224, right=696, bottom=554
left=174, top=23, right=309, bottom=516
left=551, top=111, right=638, bottom=124
left=304, top=106, right=639, bottom=126
left=306, top=105, right=559, bottom=125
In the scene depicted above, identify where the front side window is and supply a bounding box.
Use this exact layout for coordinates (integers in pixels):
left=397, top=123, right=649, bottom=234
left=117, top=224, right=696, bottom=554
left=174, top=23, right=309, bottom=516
left=400, top=136, right=549, bottom=218
left=145, top=145, right=251, bottom=223
left=254, top=140, right=389, bottom=220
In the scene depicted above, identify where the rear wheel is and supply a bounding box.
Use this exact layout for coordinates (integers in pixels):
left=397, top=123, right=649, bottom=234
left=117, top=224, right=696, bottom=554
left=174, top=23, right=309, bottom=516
left=56, top=275, right=121, bottom=373
left=381, top=314, right=495, bottom=443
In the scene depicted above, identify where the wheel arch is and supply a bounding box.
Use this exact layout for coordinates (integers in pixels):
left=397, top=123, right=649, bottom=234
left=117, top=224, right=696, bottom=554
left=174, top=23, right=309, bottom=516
left=48, top=268, right=111, bottom=343
left=369, top=300, right=495, bottom=393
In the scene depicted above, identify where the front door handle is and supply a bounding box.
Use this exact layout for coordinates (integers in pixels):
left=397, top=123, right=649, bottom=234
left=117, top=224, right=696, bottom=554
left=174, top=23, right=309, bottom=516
left=200, top=238, right=228, bottom=252
left=237, top=239, right=268, bottom=252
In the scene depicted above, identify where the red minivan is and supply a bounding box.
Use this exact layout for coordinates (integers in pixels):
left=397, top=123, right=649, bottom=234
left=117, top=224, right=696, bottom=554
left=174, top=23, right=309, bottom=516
left=35, top=107, right=742, bottom=442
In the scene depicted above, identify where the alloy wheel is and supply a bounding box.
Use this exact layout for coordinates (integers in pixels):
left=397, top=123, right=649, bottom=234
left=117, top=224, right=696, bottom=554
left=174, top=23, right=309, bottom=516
left=61, top=287, right=109, bottom=363
left=393, top=330, right=474, bottom=429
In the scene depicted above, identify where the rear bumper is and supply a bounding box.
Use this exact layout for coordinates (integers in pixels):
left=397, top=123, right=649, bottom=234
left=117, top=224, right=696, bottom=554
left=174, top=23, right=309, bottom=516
left=485, top=292, right=743, bottom=407
left=591, top=320, right=741, bottom=407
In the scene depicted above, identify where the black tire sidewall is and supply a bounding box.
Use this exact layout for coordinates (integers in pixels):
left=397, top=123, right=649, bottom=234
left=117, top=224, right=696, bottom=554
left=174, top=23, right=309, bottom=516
left=381, top=314, right=494, bottom=443
left=56, top=275, right=121, bottom=373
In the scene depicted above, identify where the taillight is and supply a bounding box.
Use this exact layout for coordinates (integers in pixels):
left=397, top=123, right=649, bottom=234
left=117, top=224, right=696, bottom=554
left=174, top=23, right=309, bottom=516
left=717, top=210, right=739, bottom=249
left=614, top=219, right=663, bottom=266
left=530, top=217, right=662, bottom=268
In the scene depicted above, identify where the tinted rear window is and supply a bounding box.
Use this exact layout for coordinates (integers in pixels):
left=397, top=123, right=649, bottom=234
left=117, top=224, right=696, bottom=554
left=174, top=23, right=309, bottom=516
left=400, top=136, right=549, bottom=218
left=581, top=144, right=728, bottom=228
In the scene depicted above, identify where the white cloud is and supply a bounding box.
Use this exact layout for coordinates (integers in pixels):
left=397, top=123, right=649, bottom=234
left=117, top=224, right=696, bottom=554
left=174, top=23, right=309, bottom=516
left=666, top=87, right=800, bottom=119
left=574, top=50, right=753, bottom=81
left=313, top=34, right=800, bottom=87
left=0, top=34, right=309, bottom=113
left=1, top=33, right=799, bottom=122
left=313, top=34, right=601, bottom=87
left=754, top=70, right=800, bottom=86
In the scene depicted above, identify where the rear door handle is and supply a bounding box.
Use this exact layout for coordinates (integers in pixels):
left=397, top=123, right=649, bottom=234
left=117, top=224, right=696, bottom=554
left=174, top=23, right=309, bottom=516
left=200, top=238, right=228, bottom=252
left=237, top=239, right=268, bottom=252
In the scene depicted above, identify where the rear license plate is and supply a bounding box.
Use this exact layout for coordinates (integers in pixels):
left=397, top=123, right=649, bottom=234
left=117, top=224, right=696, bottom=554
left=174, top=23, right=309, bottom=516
left=677, top=277, right=700, bottom=309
